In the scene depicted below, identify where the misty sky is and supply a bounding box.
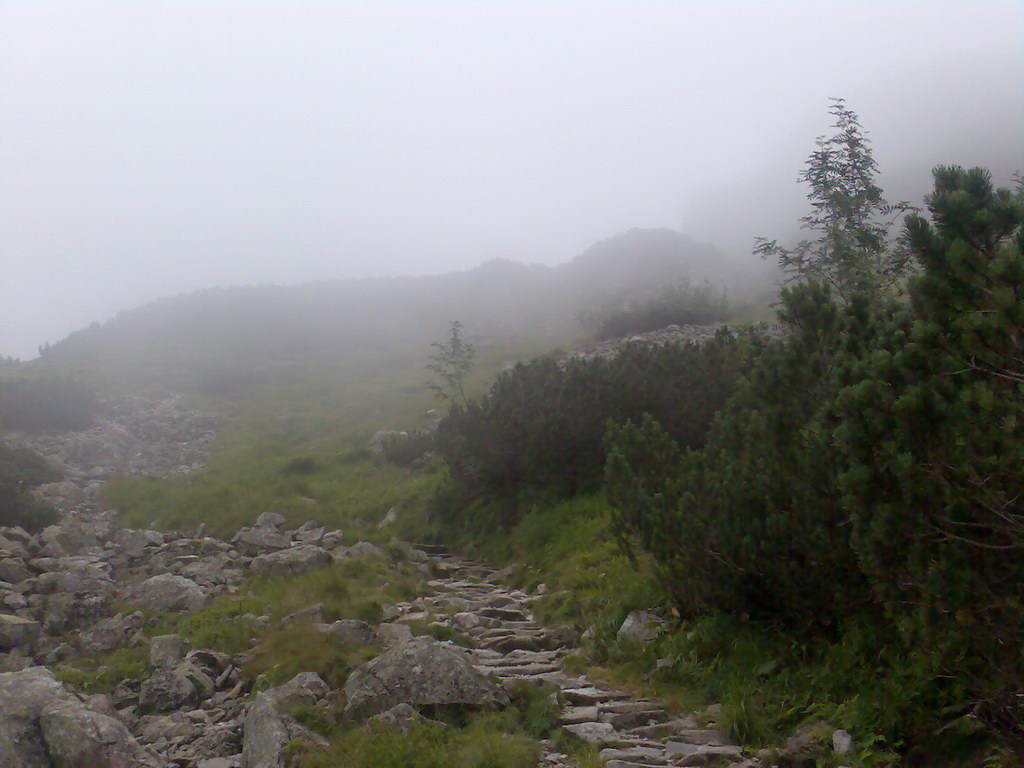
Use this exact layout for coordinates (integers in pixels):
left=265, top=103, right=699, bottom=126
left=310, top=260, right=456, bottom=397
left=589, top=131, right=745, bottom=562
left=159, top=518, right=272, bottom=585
left=2, top=1, right=1022, bottom=359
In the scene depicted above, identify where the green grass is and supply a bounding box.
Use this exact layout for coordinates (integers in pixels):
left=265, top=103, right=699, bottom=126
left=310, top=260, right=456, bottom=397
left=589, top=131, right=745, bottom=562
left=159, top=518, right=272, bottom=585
left=54, top=645, right=151, bottom=694
left=99, top=335, right=558, bottom=538
left=296, top=683, right=559, bottom=768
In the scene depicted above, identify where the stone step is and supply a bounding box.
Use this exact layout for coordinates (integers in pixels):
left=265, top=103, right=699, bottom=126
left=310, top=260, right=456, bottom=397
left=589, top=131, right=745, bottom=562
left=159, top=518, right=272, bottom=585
left=561, top=686, right=632, bottom=706
left=599, top=746, right=668, bottom=766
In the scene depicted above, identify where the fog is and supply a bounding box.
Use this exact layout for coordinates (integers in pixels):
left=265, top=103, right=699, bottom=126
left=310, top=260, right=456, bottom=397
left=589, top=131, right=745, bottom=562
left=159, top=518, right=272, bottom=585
left=2, top=1, right=1021, bottom=359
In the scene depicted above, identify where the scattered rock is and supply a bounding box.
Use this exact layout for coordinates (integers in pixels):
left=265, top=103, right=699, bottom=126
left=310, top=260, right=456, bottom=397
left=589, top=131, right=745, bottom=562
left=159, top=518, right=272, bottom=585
left=250, top=545, right=331, bottom=578
left=133, top=574, right=208, bottom=613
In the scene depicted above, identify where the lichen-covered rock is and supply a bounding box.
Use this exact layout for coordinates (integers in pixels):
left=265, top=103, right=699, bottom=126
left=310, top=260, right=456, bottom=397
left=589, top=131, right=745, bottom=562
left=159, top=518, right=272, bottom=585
left=343, top=636, right=510, bottom=721
left=250, top=545, right=330, bottom=577
left=133, top=574, right=208, bottom=613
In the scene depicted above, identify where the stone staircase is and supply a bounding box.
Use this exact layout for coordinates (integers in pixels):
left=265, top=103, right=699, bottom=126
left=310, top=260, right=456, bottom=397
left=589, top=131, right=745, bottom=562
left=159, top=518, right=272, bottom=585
left=389, top=545, right=756, bottom=768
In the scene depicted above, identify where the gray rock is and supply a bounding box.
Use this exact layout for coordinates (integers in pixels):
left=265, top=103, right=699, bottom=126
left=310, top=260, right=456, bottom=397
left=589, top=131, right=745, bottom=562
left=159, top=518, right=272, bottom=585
left=250, top=545, right=330, bottom=578
left=344, top=636, right=510, bottom=721
left=133, top=574, right=208, bottom=613
left=0, top=613, right=40, bottom=649
left=43, top=592, right=110, bottom=635
left=38, top=520, right=99, bottom=557
left=241, top=673, right=330, bottom=768
left=113, top=528, right=164, bottom=556
left=616, top=610, right=666, bottom=643
left=321, top=619, right=377, bottom=646
left=149, top=634, right=186, bottom=668
left=376, top=622, right=413, bottom=647
left=778, top=720, right=833, bottom=766
left=320, top=530, right=345, bottom=549
left=231, top=526, right=291, bottom=557
left=0, top=666, right=160, bottom=767
left=832, top=728, right=853, bottom=754
left=77, top=612, right=144, bottom=655
left=369, top=430, right=404, bottom=454
left=292, top=521, right=325, bottom=545
left=0, top=557, right=31, bottom=584
left=331, top=541, right=384, bottom=562
left=138, top=663, right=213, bottom=715
left=40, top=698, right=161, bottom=767
left=255, top=512, right=286, bottom=529
left=241, top=694, right=289, bottom=768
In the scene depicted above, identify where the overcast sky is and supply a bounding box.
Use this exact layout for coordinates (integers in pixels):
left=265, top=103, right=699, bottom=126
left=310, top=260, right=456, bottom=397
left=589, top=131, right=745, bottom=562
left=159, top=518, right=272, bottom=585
left=2, top=1, right=1021, bottom=358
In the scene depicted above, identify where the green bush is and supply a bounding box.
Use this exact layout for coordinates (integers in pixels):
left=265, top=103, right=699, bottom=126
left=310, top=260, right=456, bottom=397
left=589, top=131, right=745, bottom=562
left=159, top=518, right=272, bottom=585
left=590, top=279, right=732, bottom=338
left=834, top=167, right=1024, bottom=730
left=435, top=330, right=759, bottom=528
left=605, top=282, right=876, bottom=625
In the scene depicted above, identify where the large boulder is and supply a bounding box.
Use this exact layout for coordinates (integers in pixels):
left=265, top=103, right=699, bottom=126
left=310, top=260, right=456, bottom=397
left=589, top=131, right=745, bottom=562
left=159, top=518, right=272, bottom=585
left=343, top=636, right=510, bottom=721
left=39, top=698, right=162, bottom=767
left=241, top=673, right=330, bottom=768
left=0, top=666, right=161, bottom=767
left=133, top=574, right=208, bottom=613
left=250, top=545, right=330, bottom=578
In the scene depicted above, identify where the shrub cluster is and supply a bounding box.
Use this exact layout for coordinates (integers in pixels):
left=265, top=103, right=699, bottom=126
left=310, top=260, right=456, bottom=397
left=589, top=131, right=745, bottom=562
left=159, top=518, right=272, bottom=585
left=587, top=279, right=732, bottom=338
left=433, top=329, right=762, bottom=528
left=606, top=167, right=1024, bottom=734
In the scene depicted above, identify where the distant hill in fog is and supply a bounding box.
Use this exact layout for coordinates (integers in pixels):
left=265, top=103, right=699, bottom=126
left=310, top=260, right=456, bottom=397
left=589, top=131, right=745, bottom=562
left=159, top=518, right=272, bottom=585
left=21, top=228, right=773, bottom=395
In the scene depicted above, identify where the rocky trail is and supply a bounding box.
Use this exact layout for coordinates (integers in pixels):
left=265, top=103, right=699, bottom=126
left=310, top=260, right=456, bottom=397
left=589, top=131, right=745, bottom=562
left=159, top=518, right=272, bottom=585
left=0, top=507, right=772, bottom=768
left=399, top=545, right=754, bottom=768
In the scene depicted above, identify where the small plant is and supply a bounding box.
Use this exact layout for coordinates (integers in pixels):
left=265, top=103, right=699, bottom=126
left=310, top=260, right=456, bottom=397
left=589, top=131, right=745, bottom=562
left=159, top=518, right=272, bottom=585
left=426, top=320, right=476, bottom=408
